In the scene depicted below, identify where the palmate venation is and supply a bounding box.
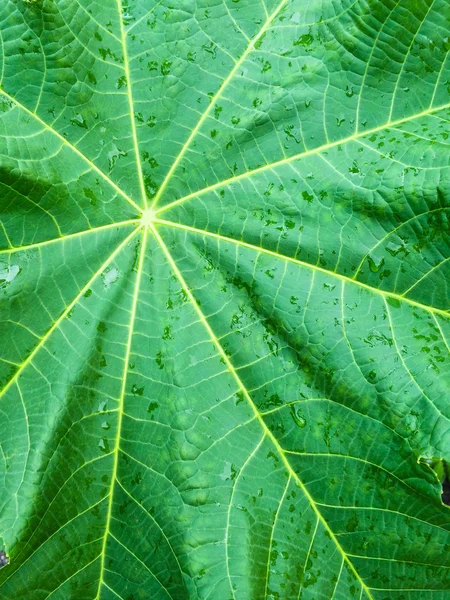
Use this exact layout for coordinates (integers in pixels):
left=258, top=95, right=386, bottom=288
left=0, top=0, right=450, bottom=599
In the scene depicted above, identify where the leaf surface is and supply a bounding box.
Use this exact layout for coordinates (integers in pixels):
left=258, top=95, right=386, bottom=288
left=0, top=0, right=450, bottom=598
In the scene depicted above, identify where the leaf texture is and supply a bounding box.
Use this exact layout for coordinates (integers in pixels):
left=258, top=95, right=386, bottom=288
left=0, top=0, right=450, bottom=598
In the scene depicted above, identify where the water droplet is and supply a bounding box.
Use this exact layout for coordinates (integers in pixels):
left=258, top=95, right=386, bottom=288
left=102, top=267, right=120, bottom=288
left=291, top=405, right=306, bottom=427
left=0, top=264, right=20, bottom=290
left=367, top=255, right=385, bottom=273
left=98, top=437, right=110, bottom=453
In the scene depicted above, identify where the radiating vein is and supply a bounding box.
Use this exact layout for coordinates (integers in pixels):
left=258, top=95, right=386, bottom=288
left=151, top=223, right=374, bottom=600
left=0, top=88, right=142, bottom=214
left=383, top=297, right=446, bottom=419
left=329, top=558, right=344, bottom=600
left=95, top=226, right=147, bottom=599
left=0, top=219, right=140, bottom=256
left=150, top=0, right=290, bottom=209
left=156, top=101, right=450, bottom=214
left=1, top=0, right=449, bottom=595
left=154, top=219, right=450, bottom=318
left=0, top=225, right=140, bottom=400
left=117, top=0, right=148, bottom=208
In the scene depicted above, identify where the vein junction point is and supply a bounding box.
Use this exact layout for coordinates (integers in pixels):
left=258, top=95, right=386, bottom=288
left=141, top=207, right=156, bottom=227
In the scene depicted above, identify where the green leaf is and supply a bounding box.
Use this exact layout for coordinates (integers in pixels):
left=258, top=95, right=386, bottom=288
left=0, top=0, right=449, bottom=598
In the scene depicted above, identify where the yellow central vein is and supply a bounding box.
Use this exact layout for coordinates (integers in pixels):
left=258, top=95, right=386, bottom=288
left=0, top=225, right=140, bottom=400
left=154, top=218, right=450, bottom=318
left=117, top=0, right=148, bottom=209
left=150, top=0, right=290, bottom=210
left=151, top=223, right=374, bottom=600
left=156, top=100, right=450, bottom=215
left=0, top=219, right=140, bottom=255
left=96, top=226, right=147, bottom=598
left=0, top=88, right=142, bottom=215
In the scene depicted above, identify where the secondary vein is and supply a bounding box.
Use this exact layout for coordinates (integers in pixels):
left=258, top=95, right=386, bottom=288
left=150, top=0, right=290, bottom=210
left=156, top=100, right=450, bottom=215
left=95, top=226, right=147, bottom=598
left=151, top=223, right=375, bottom=600
left=0, top=226, right=140, bottom=400
left=154, top=218, right=450, bottom=318
left=0, top=219, right=140, bottom=256
left=117, top=0, right=148, bottom=208
left=0, top=88, right=142, bottom=215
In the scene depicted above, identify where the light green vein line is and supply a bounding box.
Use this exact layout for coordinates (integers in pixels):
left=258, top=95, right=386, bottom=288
left=284, top=451, right=431, bottom=498
left=0, top=88, right=143, bottom=214
left=151, top=223, right=375, bottom=600
left=74, top=0, right=121, bottom=44
left=388, top=0, right=436, bottom=123
left=0, top=498, right=107, bottom=586
left=352, top=206, right=449, bottom=279
left=0, top=219, right=140, bottom=255
left=0, top=219, right=13, bottom=249
left=402, top=255, right=450, bottom=296
left=264, top=474, right=290, bottom=597
left=223, top=2, right=250, bottom=42
left=156, top=100, right=450, bottom=214
left=115, top=478, right=185, bottom=583
left=0, top=30, right=4, bottom=87
left=329, top=557, right=344, bottom=600
left=95, top=226, right=147, bottom=599
left=1, top=358, right=20, bottom=367
left=383, top=297, right=447, bottom=422
left=102, top=583, right=124, bottom=600
left=355, top=0, right=400, bottom=133
left=117, top=0, right=148, bottom=208
left=14, top=454, right=113, bottom=563
left=225, top=433, right=265, bottom=599
left=430, top=50, right=449, bottom=108
left=346, top=553, right=450, bottom=569
left=154, top=218, right=450, bottom=318
left=0, top=226, right=140, bottom=401
left=432, top=313, right=450, bottom=353
left=260, top=398, right=329, bottom=416
left=297, top=517, right=319, bottom=600
left=369, top=587, right=447, bottom=592
left=321, top=503, right=449, bottom=532
left=44, top=554, right=101, bottom=599
left=150, top=0, right=290, bottom=210
left=127, top=0, right=165, bottom=34
left=108, top=532, right=173, bottom=600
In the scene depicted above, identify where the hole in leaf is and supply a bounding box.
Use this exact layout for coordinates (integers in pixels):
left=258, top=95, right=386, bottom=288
left=442, top=477, right=450, bottom=507
left=422, top=458, right=450, bottom=506
left=0, top=550, right=8, bottom=568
